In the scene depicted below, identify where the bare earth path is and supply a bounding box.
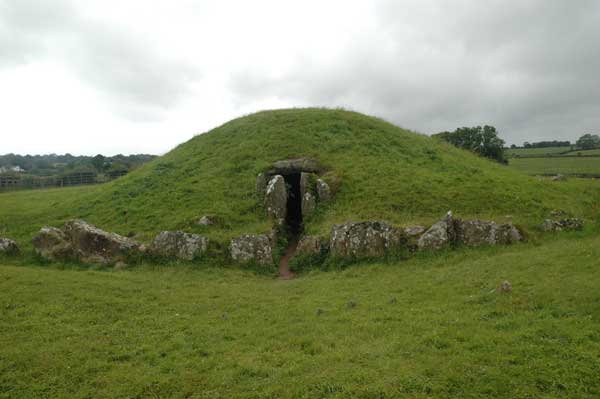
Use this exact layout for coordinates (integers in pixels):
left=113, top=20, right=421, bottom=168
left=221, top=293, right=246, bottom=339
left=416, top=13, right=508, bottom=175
left=278, top=239, right=298, bottom=280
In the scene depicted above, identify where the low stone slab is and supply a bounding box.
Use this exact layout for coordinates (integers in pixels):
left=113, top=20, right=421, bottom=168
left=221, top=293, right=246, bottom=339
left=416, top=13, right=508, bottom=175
left=64, top=220, right=142, bottom=265
left=330, top=221, right=404, bottom=259
left=456, top=220, right=522, bottom=247
left=0, top=237, right=19, bottom=255
left=230, top=234, right=273, bottom=266
left=271, top=158, right=320, bottom=174
left=296, top=235, right=324, bottom=256
left=32, top=227, right=73, bottom=260
left=541, top=218, right=583, bottom=232
left=151, top=231, right=208, bottom=260
left=33, top=220, right=142, bottom=265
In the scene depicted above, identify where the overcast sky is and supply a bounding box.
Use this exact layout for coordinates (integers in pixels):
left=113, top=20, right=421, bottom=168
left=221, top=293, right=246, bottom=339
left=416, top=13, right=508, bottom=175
left=1, top=0, right=599, bottom=155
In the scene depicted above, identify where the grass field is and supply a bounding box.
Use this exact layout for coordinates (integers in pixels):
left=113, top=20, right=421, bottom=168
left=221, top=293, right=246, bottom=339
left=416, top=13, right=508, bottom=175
left=562, top=148, right=600, bottom=156
left=1, top=233, right=599, bottom=398
left=505, top=146, right=572, bottom=157
left=509, top=157, right=600, bottom=176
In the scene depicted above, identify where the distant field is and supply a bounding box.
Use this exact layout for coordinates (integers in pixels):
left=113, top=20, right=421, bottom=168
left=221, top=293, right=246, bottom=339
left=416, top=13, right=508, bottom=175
left=505, top=146, right=572, bottom=157
left=2, top=234, right=600, bottom=398
left=562, top=148, right=600, bottom=156
left=509, top=157, right=600, bottom=176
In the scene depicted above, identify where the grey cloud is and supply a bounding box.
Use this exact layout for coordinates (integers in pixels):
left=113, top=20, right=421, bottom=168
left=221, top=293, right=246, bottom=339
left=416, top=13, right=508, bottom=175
left=229, top=1, right=600, bottom=144
left=0, top=0, right=199, bottom=120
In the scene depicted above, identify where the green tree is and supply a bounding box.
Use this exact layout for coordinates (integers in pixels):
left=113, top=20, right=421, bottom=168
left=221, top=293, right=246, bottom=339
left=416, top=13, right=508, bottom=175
left=576, top=134, right=600, bottom=150
left=91, top=154, right=106, bottom=172
left=433, top=125, right=506, bottom=163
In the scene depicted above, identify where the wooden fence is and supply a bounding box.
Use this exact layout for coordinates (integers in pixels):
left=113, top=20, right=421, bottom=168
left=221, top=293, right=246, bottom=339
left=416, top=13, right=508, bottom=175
left=0, top=170, right=128, bottom=192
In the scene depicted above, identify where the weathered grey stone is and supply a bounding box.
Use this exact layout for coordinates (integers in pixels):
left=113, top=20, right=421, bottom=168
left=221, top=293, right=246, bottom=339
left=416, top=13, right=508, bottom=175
left=151, top=231, right=208, bottom=260
left=417, top=211, right=454, bottom=251
left=330, top=221, right=405, bottom=259
left=300, top=172, right=312, bottom=198
left=0, top=237, right=19, bottom=255
left=271, top=158, right=320, bottom=174
left=302, top=192, right=316, bottom=218
left=63, top=220, right=142, bottom=265
left=230, top=234, right=273, bottom=266
left=404, top=226, right=425, bottom=237
left=265, top=175, right=287, bottom=224
left=316, top=178, right=331, bottom=202
left=255, top=172, right=268, bottom=200
left=541, top=218, right=584, bottom=232
left=456, top=220, right=522, bottom=247
left=296, top=235, right=324, bottom=256
left=32, top=226, right=73, bottom=260
left=197, top=215, right=216, bottom=226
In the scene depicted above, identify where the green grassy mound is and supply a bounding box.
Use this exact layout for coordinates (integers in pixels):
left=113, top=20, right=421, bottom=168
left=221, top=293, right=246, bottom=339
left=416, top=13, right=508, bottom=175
left=1, top=108, right=599, bottom=249
left=1, top=235, right=599, bottom=398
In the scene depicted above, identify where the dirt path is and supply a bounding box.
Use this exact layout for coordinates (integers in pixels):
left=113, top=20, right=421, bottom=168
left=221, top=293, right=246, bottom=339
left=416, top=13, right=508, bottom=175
left=278, top=239, right=298, bottom=280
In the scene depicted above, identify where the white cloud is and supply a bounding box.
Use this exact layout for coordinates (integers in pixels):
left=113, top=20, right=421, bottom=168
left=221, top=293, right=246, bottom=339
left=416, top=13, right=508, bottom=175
left=1, top=0, right=599, bottom=155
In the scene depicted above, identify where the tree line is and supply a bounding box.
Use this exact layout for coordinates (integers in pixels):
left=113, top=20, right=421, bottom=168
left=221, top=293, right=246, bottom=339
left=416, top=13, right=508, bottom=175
left=0, top=153, right=156, bottom=176
left=434, top=128, right=599, bottom=163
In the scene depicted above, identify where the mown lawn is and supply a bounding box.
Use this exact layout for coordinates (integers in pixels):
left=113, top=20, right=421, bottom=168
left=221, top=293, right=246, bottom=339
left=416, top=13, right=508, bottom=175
left=509, top=157, right=600, bottom=176
left=2, top=234, right=599, bottom=398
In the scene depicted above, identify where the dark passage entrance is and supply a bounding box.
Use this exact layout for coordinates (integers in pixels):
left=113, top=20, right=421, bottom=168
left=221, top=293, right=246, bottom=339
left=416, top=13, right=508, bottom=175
left=283, top=173, right=303, bottom=237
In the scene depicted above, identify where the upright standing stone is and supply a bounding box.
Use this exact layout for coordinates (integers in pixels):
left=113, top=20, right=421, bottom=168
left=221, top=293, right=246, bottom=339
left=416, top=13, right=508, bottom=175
left=302, top=192, right=316, bottom=218
left=417, top=211, right=454, bottom=251
left=265, top=175, right=288, bottom=224
left=300, top=172, right=312, bottom=198
left=316, top=178, right=331, bottom=202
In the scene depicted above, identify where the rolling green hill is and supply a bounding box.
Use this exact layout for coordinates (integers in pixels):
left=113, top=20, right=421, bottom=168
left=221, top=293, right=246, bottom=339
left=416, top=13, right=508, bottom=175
left=1, top=108, right=600, bottom=249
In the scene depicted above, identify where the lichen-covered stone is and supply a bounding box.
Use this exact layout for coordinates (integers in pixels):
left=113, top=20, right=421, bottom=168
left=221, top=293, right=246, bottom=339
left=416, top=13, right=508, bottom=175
left=230, top=234, right=273, bottom=266
left=302, top=192, right=316, bottom=218
left=265, top=175, right=287, bottom=224
left=32, top=226, right=73, bottom=260
left=316, top=178, right=331, bottom=202
left=300, top=172, right=312, bottom=198
left=151, top=231, right=208, bottom=260
left=456, top=220, right=522, bottom=247
left=0, top=237, right=19, bottom=256
left=63, top=220, right=142, bottom=265
left=296, top=235, right=324, bottom=256
left=404, top=226, right=425, bottom=237
left=541, top=218, right=583, bottom=232
left=330, top=221, right=405, bottom=259
left=271, top=158, right=320, bottom=174
left=418, top=211, right=455, bottom=251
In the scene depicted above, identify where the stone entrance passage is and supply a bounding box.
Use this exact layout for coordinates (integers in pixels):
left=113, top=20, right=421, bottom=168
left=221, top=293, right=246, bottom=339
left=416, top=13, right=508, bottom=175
left=282, top=172, right=303, bottom=236
left=256, top=158, right=331, bottom=278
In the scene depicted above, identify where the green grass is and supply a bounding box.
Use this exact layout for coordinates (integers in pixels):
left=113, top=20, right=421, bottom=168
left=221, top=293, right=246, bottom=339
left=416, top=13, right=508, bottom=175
left=2, top=108, right=600, bottom=251
left=1, top=234, right=599, bottom=398
left=505, top=146, right=572, bottom=157
left=562, top=148, right=600, bottom=156
left=509, top=157, right=600, bottom=176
